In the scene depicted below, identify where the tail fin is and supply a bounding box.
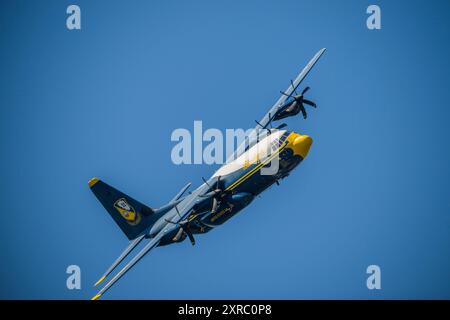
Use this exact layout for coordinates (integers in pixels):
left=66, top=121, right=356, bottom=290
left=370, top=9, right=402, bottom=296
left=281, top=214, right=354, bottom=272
left=88, top=177, right=159, bottom=240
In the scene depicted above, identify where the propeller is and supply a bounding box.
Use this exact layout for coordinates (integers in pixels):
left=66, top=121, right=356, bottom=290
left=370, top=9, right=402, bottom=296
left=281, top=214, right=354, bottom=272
left=202, top=177, right=226, bottom=214
left=200, top=176, right=232, bottom=215
left=165, top=206, right=196, bottom=245
left=168, top=176, right=228, bottom=246
left=166, top=216, right=196, bottom=245
left=279, top=84, right=317, bottom=120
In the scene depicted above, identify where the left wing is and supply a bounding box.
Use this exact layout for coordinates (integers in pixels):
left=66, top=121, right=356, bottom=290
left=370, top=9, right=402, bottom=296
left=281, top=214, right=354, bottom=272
left=91, top=181, right=211, bottom=300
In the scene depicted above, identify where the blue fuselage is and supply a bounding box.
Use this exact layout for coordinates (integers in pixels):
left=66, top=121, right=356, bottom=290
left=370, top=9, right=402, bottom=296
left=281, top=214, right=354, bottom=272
left=158, top=130, right=312, bottom=246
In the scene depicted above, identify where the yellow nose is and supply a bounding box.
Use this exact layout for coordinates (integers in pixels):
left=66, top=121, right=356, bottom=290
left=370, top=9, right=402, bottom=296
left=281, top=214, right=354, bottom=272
left=292, top=134, right=313, bottom=158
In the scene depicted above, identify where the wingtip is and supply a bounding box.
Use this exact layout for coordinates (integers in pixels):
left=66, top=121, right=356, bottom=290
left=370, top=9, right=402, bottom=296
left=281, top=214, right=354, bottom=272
left=88, top=177, right=100, bottom=188
left=94, top=276, right=106, bottom=286
left=91, top=293, right=101, bottom=300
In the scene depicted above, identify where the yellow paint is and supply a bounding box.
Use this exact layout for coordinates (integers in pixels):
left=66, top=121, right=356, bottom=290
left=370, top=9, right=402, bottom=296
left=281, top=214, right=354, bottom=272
left=224, top=132, right=312, bottom=192
left=211, top=204, right=234, bottom=222
left=238, top=135, right=281, bottom=171
left=113, top=198, right=141, bottom=225
left=91, top=293, right=101, bottom=300
left=188, top=213, right=198, bottom=222
left=94, top=276, right=105, bottom=286
left=226, top=141, right=288, bottom=192
left=291, top=134, right=313, bottom=158
left=115, top=205, right=136, bottom=221
left=88, top=177, right=99, bottom=188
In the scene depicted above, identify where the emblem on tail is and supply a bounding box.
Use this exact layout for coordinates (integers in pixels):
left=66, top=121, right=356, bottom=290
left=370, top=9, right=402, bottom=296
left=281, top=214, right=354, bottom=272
left=114, top=198, right=141, bottom=225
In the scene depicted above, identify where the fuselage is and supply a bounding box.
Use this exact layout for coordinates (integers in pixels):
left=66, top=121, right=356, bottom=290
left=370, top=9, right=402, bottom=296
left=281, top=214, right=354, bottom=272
left=158, top=129, right=312, bottom=245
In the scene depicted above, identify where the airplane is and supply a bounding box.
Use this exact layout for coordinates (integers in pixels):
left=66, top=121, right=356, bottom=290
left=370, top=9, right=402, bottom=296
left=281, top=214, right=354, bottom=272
left=89, top=48, right=326, bottom=300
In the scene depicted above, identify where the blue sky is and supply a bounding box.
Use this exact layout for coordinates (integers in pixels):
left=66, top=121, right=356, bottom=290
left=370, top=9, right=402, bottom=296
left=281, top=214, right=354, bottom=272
left=1, top=0, right=450, bottom=299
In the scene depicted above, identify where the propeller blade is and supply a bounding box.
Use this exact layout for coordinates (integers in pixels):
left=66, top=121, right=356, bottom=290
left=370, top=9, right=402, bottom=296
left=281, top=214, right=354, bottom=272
left=172, top=227, right=185, bottom=242
left=201, top=177, right=211, bottom=188
left=216, top=176, right=221, bottom=190
left=301, top=86, right=310, bottom=95
left=300, top=104, right=307, bottom=119
left=211, top=197, right=219, bottom=214
left=255, top=119, right=265, bottom=128
left=184, top=227, right=196, bottom=246
left=290, top=80, right=298, bottom=95
left=302, top=99, right=316, bottom=108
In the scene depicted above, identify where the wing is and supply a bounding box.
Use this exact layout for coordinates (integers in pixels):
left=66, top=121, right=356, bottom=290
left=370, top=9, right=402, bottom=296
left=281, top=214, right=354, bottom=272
left=256, top=48, right=326, bottom=129
left=91, top=182, right=211, bottom=300
left=224, top=48, right=326, bottom=164
left=91, top=235, right=161, bottom=300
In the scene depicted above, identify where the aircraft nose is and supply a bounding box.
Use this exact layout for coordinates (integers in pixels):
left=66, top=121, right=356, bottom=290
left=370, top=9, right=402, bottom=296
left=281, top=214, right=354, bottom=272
left=293, top=134, right=313, bottom=158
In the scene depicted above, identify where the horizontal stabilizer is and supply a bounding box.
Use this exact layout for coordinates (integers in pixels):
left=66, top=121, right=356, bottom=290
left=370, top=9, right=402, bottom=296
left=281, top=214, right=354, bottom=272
left=170, top=182, right=191, bottom=203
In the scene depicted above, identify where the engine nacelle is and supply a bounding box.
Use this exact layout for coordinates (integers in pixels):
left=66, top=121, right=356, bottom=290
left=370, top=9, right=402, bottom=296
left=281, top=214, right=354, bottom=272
left=200, top=192, right=254, bottom=226
left=273, top=100, right=301, bottom=121
left=229, top=192, right=254, bottom=207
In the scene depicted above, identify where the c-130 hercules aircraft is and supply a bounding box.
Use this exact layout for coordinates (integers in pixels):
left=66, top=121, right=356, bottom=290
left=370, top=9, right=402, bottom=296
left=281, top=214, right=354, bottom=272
left=89, top=48, right=326, bottom=299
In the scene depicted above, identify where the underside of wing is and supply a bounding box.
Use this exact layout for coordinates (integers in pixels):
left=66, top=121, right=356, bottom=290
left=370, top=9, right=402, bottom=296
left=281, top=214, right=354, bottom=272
left=225, top=48, right=326, bottom=163
left=256, top=48, right=326, bottom=130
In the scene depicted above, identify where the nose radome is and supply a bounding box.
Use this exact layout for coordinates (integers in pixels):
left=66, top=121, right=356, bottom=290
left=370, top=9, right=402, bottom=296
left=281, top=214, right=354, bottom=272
left=293, top=135, right=313, bottom=158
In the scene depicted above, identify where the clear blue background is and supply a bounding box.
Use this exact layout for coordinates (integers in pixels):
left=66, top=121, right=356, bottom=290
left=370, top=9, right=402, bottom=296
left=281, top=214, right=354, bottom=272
left=1, top=0, right=449, bottom=299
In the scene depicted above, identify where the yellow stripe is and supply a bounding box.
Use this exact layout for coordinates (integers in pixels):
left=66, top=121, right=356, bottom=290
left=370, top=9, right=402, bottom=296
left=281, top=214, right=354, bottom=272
left=91, top=293, right=101, bottom=300
left=94, top=276, right=106, bottom=286
left=227, top=142, right=287, bottom=190
left=225, top=141, right=288, bottom=192
left=88, top=177, right=100, bottom=188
